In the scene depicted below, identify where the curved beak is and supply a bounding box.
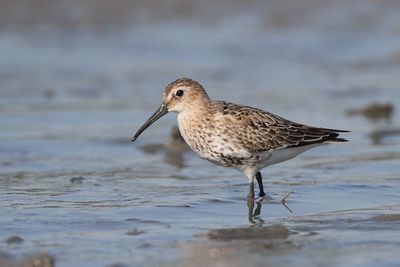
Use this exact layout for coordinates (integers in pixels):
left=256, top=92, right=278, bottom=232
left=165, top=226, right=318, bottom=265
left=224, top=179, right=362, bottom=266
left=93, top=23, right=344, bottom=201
left=131, top=103, right=169, bottom=142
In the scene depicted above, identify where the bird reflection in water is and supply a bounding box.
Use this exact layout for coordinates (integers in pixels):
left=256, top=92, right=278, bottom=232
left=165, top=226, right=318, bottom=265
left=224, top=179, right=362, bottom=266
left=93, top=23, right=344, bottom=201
left=247, top=191, right=293, bottom=225
left=139, top=125, right=294, bottom=224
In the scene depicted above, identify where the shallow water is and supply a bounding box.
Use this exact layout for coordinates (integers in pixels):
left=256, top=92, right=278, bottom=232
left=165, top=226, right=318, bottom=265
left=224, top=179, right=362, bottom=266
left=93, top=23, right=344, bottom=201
left=1, top=0, right=400, bottom=266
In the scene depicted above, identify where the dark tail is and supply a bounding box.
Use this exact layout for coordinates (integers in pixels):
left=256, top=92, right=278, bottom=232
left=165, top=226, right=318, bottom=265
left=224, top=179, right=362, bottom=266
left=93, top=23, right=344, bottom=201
left=321, top=128, right=349, bottom=143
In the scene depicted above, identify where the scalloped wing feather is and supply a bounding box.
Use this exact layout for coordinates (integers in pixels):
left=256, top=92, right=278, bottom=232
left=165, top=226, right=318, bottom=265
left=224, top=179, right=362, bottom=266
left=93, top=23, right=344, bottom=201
left=214, top=101, right=348, bottom=153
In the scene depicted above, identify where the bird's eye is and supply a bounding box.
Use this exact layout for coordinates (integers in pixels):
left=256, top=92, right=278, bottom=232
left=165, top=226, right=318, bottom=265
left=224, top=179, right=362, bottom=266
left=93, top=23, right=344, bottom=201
left=176, top=90, right=184, bottom=97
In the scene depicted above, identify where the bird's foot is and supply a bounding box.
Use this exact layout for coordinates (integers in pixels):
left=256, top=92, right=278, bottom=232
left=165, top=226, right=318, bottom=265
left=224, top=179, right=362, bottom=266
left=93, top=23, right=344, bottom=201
left=280, top=191, right=294, bottom=214
left=281, top=191, right=293, bottom=203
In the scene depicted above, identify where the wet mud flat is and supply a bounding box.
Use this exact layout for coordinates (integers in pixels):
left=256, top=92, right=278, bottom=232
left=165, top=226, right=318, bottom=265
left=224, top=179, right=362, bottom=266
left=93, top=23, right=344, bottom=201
left=1, top=0, right=400, bottom=266
left=0, top=251, right=54, bottom=267
left=1, top=145, right=400, bottom=267
left=174, top=207, right=400, bottom=267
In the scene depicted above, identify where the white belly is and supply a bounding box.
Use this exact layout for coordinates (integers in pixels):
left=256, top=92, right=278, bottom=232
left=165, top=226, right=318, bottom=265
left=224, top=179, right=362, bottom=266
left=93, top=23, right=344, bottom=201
left=258, top=144, right=321, bottom=167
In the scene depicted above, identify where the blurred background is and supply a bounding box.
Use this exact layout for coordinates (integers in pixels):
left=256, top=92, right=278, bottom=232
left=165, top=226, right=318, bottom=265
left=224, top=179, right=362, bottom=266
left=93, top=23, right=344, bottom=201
left=1, top=1, right=400, bottom=267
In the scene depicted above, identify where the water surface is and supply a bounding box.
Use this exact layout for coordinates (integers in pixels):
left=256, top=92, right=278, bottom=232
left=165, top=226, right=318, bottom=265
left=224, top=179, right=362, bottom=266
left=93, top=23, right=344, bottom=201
left=1, top=0, right=400, bottom=266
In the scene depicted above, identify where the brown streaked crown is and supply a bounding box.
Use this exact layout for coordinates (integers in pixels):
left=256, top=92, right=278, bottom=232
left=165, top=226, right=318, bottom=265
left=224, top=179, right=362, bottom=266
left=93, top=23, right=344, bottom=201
left=164, top=78, right=206, bottom=96
left=162, top=78, right=210, bottom=112
left=165, top=78, right=204, bottom=93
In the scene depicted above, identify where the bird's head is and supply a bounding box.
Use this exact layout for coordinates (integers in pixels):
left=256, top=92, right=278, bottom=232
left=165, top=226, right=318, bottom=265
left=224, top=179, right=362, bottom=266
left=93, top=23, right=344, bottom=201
left=131, top=78, right=209, bottom=142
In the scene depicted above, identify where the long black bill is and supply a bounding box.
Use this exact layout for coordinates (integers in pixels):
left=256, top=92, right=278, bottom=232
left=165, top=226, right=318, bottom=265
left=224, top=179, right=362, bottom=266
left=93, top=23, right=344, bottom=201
left=131, top=103, right=169, bottom=142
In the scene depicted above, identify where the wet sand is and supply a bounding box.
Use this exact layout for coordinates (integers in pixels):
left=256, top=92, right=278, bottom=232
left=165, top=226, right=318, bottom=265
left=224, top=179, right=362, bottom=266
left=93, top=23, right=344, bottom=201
left=1, top=0, right=400, bottom=266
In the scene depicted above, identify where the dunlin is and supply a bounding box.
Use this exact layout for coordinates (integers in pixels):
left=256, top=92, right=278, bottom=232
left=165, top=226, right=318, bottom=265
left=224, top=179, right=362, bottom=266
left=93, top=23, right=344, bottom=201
left=132, top=78, right=348, bottom=198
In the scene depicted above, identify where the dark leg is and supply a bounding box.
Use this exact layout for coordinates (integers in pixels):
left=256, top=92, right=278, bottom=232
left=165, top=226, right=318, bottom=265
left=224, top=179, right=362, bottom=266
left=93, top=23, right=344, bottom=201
left=247, top=194, right=255, bottom=223
left=247, top=181, right=255, bottom=200
left=256, top=172, right=265, bottom=197
left=247, top=193, right=264, bottom=225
